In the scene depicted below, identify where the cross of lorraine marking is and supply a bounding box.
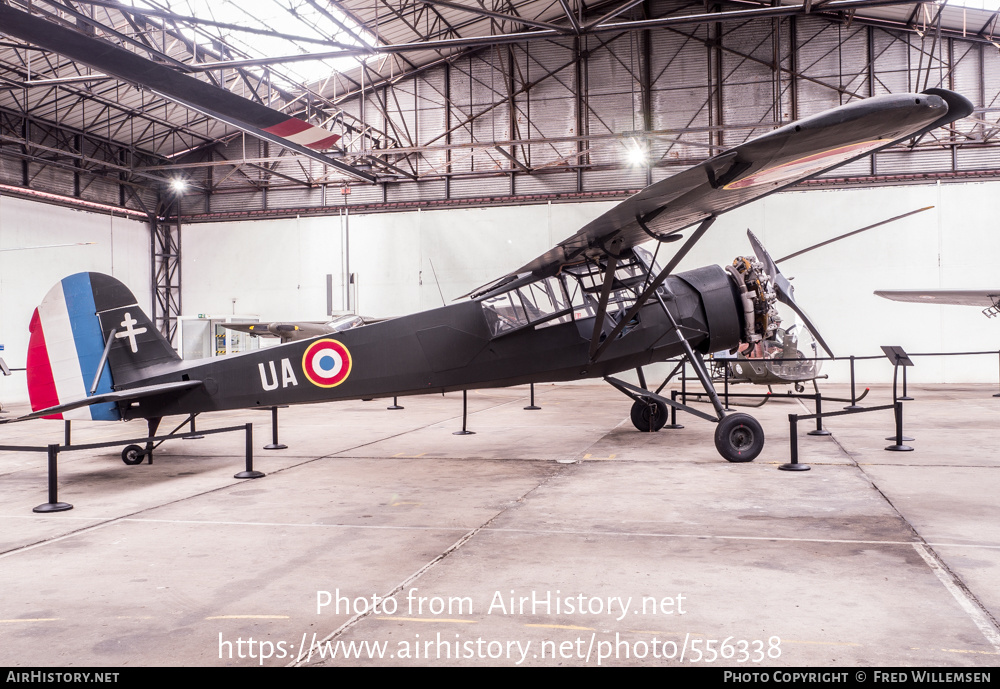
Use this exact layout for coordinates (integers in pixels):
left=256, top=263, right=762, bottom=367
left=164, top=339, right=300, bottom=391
left=114, top=312, right=147, bottom=353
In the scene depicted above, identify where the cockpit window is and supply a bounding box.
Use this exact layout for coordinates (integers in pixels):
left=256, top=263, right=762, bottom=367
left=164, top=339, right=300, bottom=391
left=481, top=276, right=578, bottom=337
left=328, top=315, right=365, bottom=332
left=481, top=291, right=529, bottom=335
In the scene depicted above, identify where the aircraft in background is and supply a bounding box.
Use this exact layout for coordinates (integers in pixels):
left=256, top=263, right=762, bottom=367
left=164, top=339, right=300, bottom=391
left=222, top=315, right=385, bottom=344
left=6, top=90, right=972, bottom=466
left=875, top=290, right=1000, bottom=318
left=710, top=322, right=826, bottom=393
left=0, top=4, right=375, bottom=183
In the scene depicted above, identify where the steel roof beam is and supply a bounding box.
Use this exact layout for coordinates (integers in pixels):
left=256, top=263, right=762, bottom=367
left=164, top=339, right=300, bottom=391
left=416, top=0, right=569, bottom=32
left=182, top=0, right=921, bottom=69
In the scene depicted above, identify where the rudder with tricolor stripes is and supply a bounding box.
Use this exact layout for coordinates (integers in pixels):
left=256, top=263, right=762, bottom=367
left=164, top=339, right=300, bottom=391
left=26, top=272, right=179, bottom=420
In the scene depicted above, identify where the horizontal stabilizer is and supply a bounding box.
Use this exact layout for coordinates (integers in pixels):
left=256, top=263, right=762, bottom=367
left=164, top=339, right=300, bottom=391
left=5, top=380, right=202, bottom=424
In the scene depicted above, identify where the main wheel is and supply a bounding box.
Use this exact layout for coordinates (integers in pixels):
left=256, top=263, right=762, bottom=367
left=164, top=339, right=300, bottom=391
left=630, top=398, right=668, bottom=432
left=121, top=444, right=145, bottom=465
left=714, top=413, right=764, bottom=462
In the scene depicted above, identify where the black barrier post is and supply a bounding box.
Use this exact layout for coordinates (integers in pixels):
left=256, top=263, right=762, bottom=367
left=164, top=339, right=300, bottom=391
left=885, top=401, right=913, bottom=452
left=779, top=415, right=810, bottom=471
left=184, top=414, right=204, bottom=440
left=665, top=389, right=684, bottom=429
left=263, top=406, right=287, bottom=450
left=236, top=423, right=265, bottom=478
left=387, top=396, right=404, bottom=410
left=808, top=393, right=831, bottom=436
left=454, top=390, right=475, bottom=435
left=899, top=365, right=913, bottom=401
left=995, top=350, right=1000, bottom=398
left=845, top=355, right=862, bottom=410
left=680, top=360, right=687, bottom=405
left=524, top=383, right=541, bottom=410
left=34, top=444, right=73, bottom=512
left=723, top=363, right=732, bottom=411
left=881, top=346, right=915, bottom=445
left=64, top=421, right=71, bottom=447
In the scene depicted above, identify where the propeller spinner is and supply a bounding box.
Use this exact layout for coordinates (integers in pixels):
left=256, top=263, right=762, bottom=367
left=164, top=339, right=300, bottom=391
left=746, top=229, right=834, bottom=358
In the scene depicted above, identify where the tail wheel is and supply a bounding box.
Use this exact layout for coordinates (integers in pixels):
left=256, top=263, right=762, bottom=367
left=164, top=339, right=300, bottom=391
left=714, top=413, right=764, bottom=462
left=121, top=445, right=145, bottom=465
left=630, top=398, right=668, bottom=432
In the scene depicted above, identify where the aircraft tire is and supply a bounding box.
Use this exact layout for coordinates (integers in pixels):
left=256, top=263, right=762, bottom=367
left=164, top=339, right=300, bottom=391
left=630, top=398, right=668, bottom=432
left=121, top=444, right=145, bottom=465
left=714, top=413, right=764, bottom=463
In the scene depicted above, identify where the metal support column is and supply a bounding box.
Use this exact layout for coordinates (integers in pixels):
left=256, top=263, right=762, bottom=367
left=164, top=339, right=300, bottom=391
left=151, top=200, right=182, bottom=349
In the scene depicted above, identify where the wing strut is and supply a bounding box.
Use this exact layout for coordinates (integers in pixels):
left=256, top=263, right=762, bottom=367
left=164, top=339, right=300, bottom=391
left=588, top=234, right=625, bottom=359
left=589, top=215, right=717, bottom=363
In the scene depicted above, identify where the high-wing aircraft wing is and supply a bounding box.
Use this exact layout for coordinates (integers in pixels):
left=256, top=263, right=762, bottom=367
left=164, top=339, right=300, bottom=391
left=874, top=290, right=1000, bottom=307
left=473, top=89, right=972, bottom=296
left=0, top=5, right=375, bottom=183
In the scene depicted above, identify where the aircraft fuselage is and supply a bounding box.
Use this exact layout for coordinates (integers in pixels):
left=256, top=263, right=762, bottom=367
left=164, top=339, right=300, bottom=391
left=121, top=264, right=744, bottom=420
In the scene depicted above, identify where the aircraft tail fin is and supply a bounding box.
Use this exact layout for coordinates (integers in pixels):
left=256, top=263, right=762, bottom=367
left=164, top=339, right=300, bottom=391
left=27, top=272, right=179, bottom=420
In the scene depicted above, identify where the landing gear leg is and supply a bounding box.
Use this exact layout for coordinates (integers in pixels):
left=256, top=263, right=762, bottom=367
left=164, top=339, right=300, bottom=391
left=144, top=417, right=161, bottom=464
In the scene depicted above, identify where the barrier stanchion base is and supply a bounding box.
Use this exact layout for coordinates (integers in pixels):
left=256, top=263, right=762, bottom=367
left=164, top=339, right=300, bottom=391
left=33, top=502, right=73, bottom=512
left=884, top=444, right=913, bottom=452
left=663, top=424, right=684, bottom=430
left=453, top=430, right=475, bottom=436
left=263, top=443, right=287, bottom=450
left=843, top=405, right=863, bottom=411
left=779, top=463, right=810, bottom=471
left=235, top=470, right=265, bottom=479
left=523, top=405, right=541, bottom=410
left=807, top=429, right=832, bottom=436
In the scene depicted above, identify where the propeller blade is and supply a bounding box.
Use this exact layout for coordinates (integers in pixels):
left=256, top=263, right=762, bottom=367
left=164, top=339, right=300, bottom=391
left=746, top=230, right=834, bottom=357
left=781, top=298, right=835, bottom=360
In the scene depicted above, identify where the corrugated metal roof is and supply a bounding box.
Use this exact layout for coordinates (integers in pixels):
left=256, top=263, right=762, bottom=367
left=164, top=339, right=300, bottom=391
left=0, top=0, right=997, bottom=203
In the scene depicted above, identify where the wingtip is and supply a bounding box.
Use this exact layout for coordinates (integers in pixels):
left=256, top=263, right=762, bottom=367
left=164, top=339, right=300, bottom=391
left=921, top=88, right=975, bottom=122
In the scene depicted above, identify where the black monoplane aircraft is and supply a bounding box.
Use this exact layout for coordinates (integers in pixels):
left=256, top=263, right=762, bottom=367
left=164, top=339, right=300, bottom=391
left=12, top=90, right=972, bottom=465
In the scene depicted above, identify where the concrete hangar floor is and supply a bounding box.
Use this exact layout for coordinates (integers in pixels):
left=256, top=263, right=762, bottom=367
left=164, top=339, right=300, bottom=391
left=0, top=382, right=998, bottom=668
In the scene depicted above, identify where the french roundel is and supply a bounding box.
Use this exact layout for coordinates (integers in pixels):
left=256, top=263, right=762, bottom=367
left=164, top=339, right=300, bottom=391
left=302, top=339, right=352, bottom=388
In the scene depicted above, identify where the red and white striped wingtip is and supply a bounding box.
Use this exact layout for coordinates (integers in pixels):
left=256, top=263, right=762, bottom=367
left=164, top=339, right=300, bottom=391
left=262, top=118, right=341, bottom=150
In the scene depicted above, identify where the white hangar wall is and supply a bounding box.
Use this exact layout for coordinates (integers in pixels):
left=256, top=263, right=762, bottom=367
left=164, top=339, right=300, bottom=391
left=183, top=179, right=1000, bottom=387
left=0, top=180, right=993, bottom=405
left=0, top=193, right=151, bottom=404
left=676, top=181, right=1000, bottom=386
